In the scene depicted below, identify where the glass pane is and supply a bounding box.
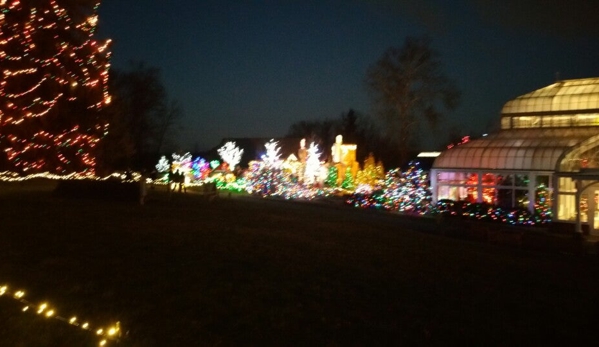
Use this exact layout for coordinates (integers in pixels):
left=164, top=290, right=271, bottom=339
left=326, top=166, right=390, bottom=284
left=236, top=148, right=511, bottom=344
left=437, top=172, right=477, bottom=184
left=482, top=173, right=496, bottom=186
left=497, top=189, right=513, bottom=208
left=482, top=187, right=496, bottom=204
left=515, top=189, right=529, bottom=208
left=580, top=194, right=589, bottom=223
left=498, top=174, right=513, bottom=186
left=557, top=193, right=576, bottom=221
left=515, top=174, right=529, bottom=187
left=558, top=177, right=575, bottom=192
left=536, top=175, right=549, bottom=187
left=465, top=187, right=478, bottom=203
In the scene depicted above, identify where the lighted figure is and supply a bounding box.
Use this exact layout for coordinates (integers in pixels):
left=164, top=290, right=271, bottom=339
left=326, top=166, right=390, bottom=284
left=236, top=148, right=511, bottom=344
left=0, top=0, right=112, bottom=174
left=218, top=141, right=244, bottom=171
left=298, top=138, right=308, bottom=163
left=330, top=135, right=359, bottom=185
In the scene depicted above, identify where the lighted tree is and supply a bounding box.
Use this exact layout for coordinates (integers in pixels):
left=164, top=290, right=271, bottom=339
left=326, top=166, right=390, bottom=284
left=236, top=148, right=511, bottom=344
left=303, top=142, right=320, bottom=185
left=155, top=155, right=169, bottom=173
left=534, top=184, right=552, bottom=223
left=262, top=139, right=282, bottom=169
left=383, top=161, right=433, bottom=214
left=217, top=141, right=243, bottom=171
left=325, top=165, right=338, bottom=187
left=355, top=153, right=383, bottom=187
left=0, top=0, right=112, bottom=174
left=341, top=166, right=354, bottom=190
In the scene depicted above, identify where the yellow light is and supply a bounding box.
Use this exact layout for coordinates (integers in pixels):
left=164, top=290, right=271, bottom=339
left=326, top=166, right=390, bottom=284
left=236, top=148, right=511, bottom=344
left=45, top=310, right=54, bottom=317
left=37, top=303, right=47, bottom=314
left=96, top=328, right=103, bottom=335
left=14, top=290, right=25, bottom=298
left=82, top=322, right=89, bottom=329
left=69, top=316, right=77, bottom=324
left=99, top=339, right=107, bottom=346
left=22, top=306, right=29, bottom=312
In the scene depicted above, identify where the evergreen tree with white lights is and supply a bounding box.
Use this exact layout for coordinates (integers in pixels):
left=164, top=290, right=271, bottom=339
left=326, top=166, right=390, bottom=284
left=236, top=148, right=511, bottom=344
left=0, top=0, right=112, bottom=174
left=303, top=142, right=320, bottom=185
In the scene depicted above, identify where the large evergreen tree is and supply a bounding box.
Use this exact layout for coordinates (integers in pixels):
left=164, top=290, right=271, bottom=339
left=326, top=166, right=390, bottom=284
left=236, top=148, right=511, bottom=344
left=0, top=0, right=112, bottom=174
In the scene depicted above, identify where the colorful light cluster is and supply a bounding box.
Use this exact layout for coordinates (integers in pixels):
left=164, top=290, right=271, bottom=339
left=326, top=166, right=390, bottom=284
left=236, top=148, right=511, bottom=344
left=0, top=0, right=112, bottom=174
left=346, top=162, right=434, bottom=215
left=435, top=199, right=551, bottom=226
left=347, top=161, right=553, bottom=226
left=244, top=140, right=331, bottom=200
left=0, top=283, right=121, bottom=346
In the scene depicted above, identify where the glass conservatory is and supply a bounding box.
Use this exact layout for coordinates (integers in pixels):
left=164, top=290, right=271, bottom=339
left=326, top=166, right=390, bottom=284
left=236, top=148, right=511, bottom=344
left=431, top=77, right=599, bottom=234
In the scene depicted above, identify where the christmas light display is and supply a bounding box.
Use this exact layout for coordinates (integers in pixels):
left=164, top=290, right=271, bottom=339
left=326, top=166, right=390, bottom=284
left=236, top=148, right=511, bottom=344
left=155, top=155, right=169, bottom=173
left=341, top=167, right=354, bottom=190
left=261, top=139, right=282, bottom=169
left=325, top=165, right=338, bottom=188
left=217, top=141, right=243, bottom=171
left=191, top=156, right=210, bottom=180
left=303, top=142, right=320, bottom=186
left=0, top=283, right=121, bottom=346
left=242, top=140, right=330, bottom=200
left=347, top=162, right=434, bottom=215
left=0, top=0, right=112, bottom=175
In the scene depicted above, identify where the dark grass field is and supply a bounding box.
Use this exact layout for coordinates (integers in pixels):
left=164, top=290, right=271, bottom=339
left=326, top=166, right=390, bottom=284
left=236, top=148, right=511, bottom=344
left=1, top=180, right=598, bottom=346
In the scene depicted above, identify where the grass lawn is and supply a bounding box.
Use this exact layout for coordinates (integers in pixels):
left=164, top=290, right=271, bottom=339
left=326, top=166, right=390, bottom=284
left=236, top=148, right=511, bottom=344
left=0, top=180, right=598, bottom=346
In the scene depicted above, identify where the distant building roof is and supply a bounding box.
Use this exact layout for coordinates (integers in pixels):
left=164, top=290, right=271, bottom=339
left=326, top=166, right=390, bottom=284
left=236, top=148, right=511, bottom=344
left=501, top=77, right=599, bottom=115
left=434, top=77, right=599, bottom=172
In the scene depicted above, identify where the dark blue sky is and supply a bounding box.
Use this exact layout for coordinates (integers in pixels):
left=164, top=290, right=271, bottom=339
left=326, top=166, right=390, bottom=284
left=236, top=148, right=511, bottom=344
left=97, top=0, right=599, bottom=152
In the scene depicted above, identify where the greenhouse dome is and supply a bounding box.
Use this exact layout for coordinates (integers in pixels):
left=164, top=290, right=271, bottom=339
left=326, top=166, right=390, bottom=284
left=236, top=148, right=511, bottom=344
left=431, top=77, right=599, bottom=235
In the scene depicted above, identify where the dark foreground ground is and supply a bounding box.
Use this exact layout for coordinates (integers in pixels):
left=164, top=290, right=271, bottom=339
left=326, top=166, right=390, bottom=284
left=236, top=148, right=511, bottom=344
left=0, top=180, right=598, bottom=346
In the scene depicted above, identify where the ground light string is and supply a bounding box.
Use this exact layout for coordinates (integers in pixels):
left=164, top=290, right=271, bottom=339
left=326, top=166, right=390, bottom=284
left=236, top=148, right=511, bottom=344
left=0, top=284, right=122, bottom=346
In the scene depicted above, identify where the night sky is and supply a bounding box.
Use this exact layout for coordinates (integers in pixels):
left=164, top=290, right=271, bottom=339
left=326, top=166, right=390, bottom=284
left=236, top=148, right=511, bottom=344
left=97, top=0, right=599, bottom=152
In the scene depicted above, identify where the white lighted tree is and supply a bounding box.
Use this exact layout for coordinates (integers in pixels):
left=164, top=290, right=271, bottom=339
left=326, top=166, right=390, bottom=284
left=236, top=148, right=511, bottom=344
left=303, top=142, right=321, bottom=185
left=262, top=139, right=282, bottom=169
left=155, top=155, right=170, bottom=173
left=218, top=141, right=244, bottom=170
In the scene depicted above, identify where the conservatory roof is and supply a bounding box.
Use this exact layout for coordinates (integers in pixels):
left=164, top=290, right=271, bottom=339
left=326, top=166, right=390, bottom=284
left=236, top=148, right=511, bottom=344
left=432, top=127, right=599, bottom=172
left=501, top=77, right=599, bottom=115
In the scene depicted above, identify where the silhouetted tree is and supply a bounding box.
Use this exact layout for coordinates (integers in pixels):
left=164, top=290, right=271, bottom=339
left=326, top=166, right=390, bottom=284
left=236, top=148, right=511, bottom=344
left=366, top=35, right=460, bottom=166
left=98, top=61, right=181, bottom=172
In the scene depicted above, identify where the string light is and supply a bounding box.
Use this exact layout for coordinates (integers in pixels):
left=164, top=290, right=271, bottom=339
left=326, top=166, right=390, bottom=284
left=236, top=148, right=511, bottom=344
left=0, top=0, right=112, bottom=175
left=0, top=283, right=121, bottom=346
